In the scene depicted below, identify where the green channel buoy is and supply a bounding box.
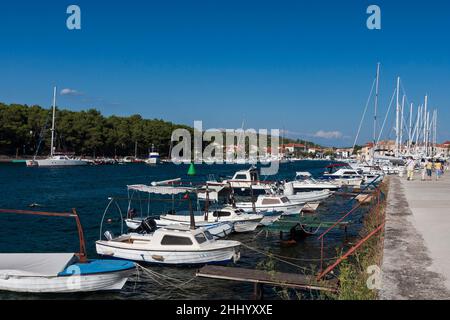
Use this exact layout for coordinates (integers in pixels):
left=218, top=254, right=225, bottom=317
left=187, top=163, right=196, bottom=176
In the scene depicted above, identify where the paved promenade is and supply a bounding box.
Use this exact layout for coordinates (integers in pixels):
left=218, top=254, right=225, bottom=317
left=380, top=172, right=450, bottom=299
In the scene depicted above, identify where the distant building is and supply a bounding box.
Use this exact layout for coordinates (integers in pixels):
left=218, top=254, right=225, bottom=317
left=335, top=148, right=353, bottom=159
left=281, top=143, right=306, bottom=155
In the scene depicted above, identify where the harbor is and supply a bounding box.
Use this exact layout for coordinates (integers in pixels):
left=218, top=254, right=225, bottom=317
left=0, top=160, right=386, bottom=299
left=1, top=1, right=450, bottom=306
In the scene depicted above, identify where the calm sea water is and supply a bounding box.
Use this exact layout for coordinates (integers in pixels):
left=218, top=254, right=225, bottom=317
left=0, top=161, right=366, bottom=300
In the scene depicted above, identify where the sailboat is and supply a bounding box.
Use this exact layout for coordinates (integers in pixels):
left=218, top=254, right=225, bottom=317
left=26, top=87, right=88, bottom=167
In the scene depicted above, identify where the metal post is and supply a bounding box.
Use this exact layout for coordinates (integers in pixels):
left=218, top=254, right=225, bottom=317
left=50, top=86, right=57, bottom=157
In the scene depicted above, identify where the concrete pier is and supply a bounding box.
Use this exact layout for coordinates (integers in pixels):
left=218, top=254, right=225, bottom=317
left=380, top=173, right=450, bottom=299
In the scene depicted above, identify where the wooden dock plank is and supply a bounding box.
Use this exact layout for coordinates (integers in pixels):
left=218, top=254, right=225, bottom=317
left=196, top=265, right=338, bottom=292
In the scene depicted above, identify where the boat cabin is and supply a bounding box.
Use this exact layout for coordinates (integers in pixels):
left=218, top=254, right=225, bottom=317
left=230, top=167, right=260, bottom=184
left=111, top=225, right=217, bottom=250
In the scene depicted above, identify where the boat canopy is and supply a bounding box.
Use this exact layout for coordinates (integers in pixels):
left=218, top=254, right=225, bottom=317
left=0, top=253, right=75, bottom=277
left=127, top=184, right=194, bottom=195
left=197, top=185, right=228, bottom=201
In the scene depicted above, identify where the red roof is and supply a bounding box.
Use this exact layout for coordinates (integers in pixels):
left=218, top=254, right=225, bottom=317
left=282, top=143, right=306, bottom=148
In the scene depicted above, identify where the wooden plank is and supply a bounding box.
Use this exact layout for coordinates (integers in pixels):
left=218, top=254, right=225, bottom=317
left=196, top=265, right=338, bottom=292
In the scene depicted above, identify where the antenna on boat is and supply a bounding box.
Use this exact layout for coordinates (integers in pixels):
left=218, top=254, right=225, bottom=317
left=50, top=86, right=57, bottom=157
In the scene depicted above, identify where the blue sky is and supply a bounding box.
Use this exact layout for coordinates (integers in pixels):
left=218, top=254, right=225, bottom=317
left=1, top=0, right=449, bottom=146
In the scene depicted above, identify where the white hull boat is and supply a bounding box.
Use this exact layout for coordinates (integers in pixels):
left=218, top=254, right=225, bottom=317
left=125, top=218, right=234, bottom=239
left=96, top=225, right=241, bottom=265
left=27, top=156, right=88, bottom=167
left=285, top=190, right=332, bottom=204
left=322, top=165, right=364, bottom=187
left=291, top=172, right=339, bottom=192
left=0, top=208, right=135, bottom=294
left=159, top=207, right=263, bottom=233
left=0, top=254, right=135, bottom=293
left=26, top=88, right=87, bottom=168
left=235, top=195, right=304, bottom=216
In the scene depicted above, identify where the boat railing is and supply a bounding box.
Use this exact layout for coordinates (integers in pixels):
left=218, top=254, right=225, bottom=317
left=0, top=208, right=87, bottom=262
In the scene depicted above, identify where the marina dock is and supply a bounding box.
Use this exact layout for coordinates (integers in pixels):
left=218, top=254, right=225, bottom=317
left=381, top=173, right=450, bottom=299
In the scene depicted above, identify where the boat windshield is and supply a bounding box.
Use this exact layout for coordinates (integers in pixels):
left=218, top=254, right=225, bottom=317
left=195, top=233, right=207, bottom=244
left=280, top=197, right=290, bottom=203
left=204, top=231, right=214, bottom=241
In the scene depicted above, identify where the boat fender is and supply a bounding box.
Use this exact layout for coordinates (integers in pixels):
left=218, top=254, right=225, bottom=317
left=152, top=255, right=165, bottom=262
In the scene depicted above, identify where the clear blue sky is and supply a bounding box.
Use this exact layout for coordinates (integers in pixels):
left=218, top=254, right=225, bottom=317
left=1, top=0, right=449, bottom=146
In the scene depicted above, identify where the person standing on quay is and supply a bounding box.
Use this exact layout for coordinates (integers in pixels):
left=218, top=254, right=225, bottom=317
left=421, top=159, right=427, bottom=181
left=435, top=161, right=443, bottom=181
left=406, top=157, right=415, bottom=181
left=426, top=159, right=433, bottom=181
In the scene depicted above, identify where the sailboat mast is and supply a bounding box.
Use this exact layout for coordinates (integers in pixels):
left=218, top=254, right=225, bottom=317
left=372, top=63, right=380, bottom=162
left=395, top=77, right=400, bottom=157
left=50, top=86, right=57, bottom=157
left=400, top=95, right=405, bottom=154
left=423, top=95, right=428, bottom=155
left=408, top=103, right=413, bottom=153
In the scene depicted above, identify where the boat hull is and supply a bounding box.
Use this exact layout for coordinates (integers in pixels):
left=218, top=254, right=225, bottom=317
left=28, top=159, right=88, bottom=167
left=96, top=242, right=240, bottom=265
left=286, top=190, right=332, bottom=204
left=237, top=203, right=304, bottom=215
left=159, top=216, right=263, bottom=234
left=0, top=269, right=133, bottom=293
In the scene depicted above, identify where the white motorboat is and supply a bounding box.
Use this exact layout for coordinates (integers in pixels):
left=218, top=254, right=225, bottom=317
left=280, top=181, right=333, bottom=203
left=26, top=87, right=88, bottom=168
left=159, top=207, right=264, bottom=233
left=291, top=172, right=339, bottom=192
left=235, top=195, right=304, bottom=216
left=221, top=167, right=271, bottom=196
left=322, top=164, right=364, bottom=187
left=96, top=225, right=241, bottom=265
left=145, top=145, right=160, bottom=165
left=284, top=189, right=332, bottom=204
left=0, top=208, right=135, bottom=293
left=0, top=253, right=135, bottom=293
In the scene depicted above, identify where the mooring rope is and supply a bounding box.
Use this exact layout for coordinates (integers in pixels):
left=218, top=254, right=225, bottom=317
left=135, top=265, right=197, bottom=294
left=239, top=242, right=329, bottom=275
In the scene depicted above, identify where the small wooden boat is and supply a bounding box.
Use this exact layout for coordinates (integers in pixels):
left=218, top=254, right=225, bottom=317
left=0, top=253, right=134, bottom=293
left=97, top=225, right=241, bottom=265
left=0, top=208, right=135, bottom=293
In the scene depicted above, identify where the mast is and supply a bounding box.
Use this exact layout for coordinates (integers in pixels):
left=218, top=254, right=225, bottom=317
left=423, top=95, right=428, bottom=155
left=372, top=63, right=380, bottom=163
left=395, top=77, right=400, bottom=157
left=408, top=103, right=413, bottom=153
left=50, top=86, right=57, bottom=157
left=400, top=94, right=405, bottom=154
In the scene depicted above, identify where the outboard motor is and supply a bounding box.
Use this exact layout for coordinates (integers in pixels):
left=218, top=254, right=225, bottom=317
left=135, top=218, right=157, bottom=234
